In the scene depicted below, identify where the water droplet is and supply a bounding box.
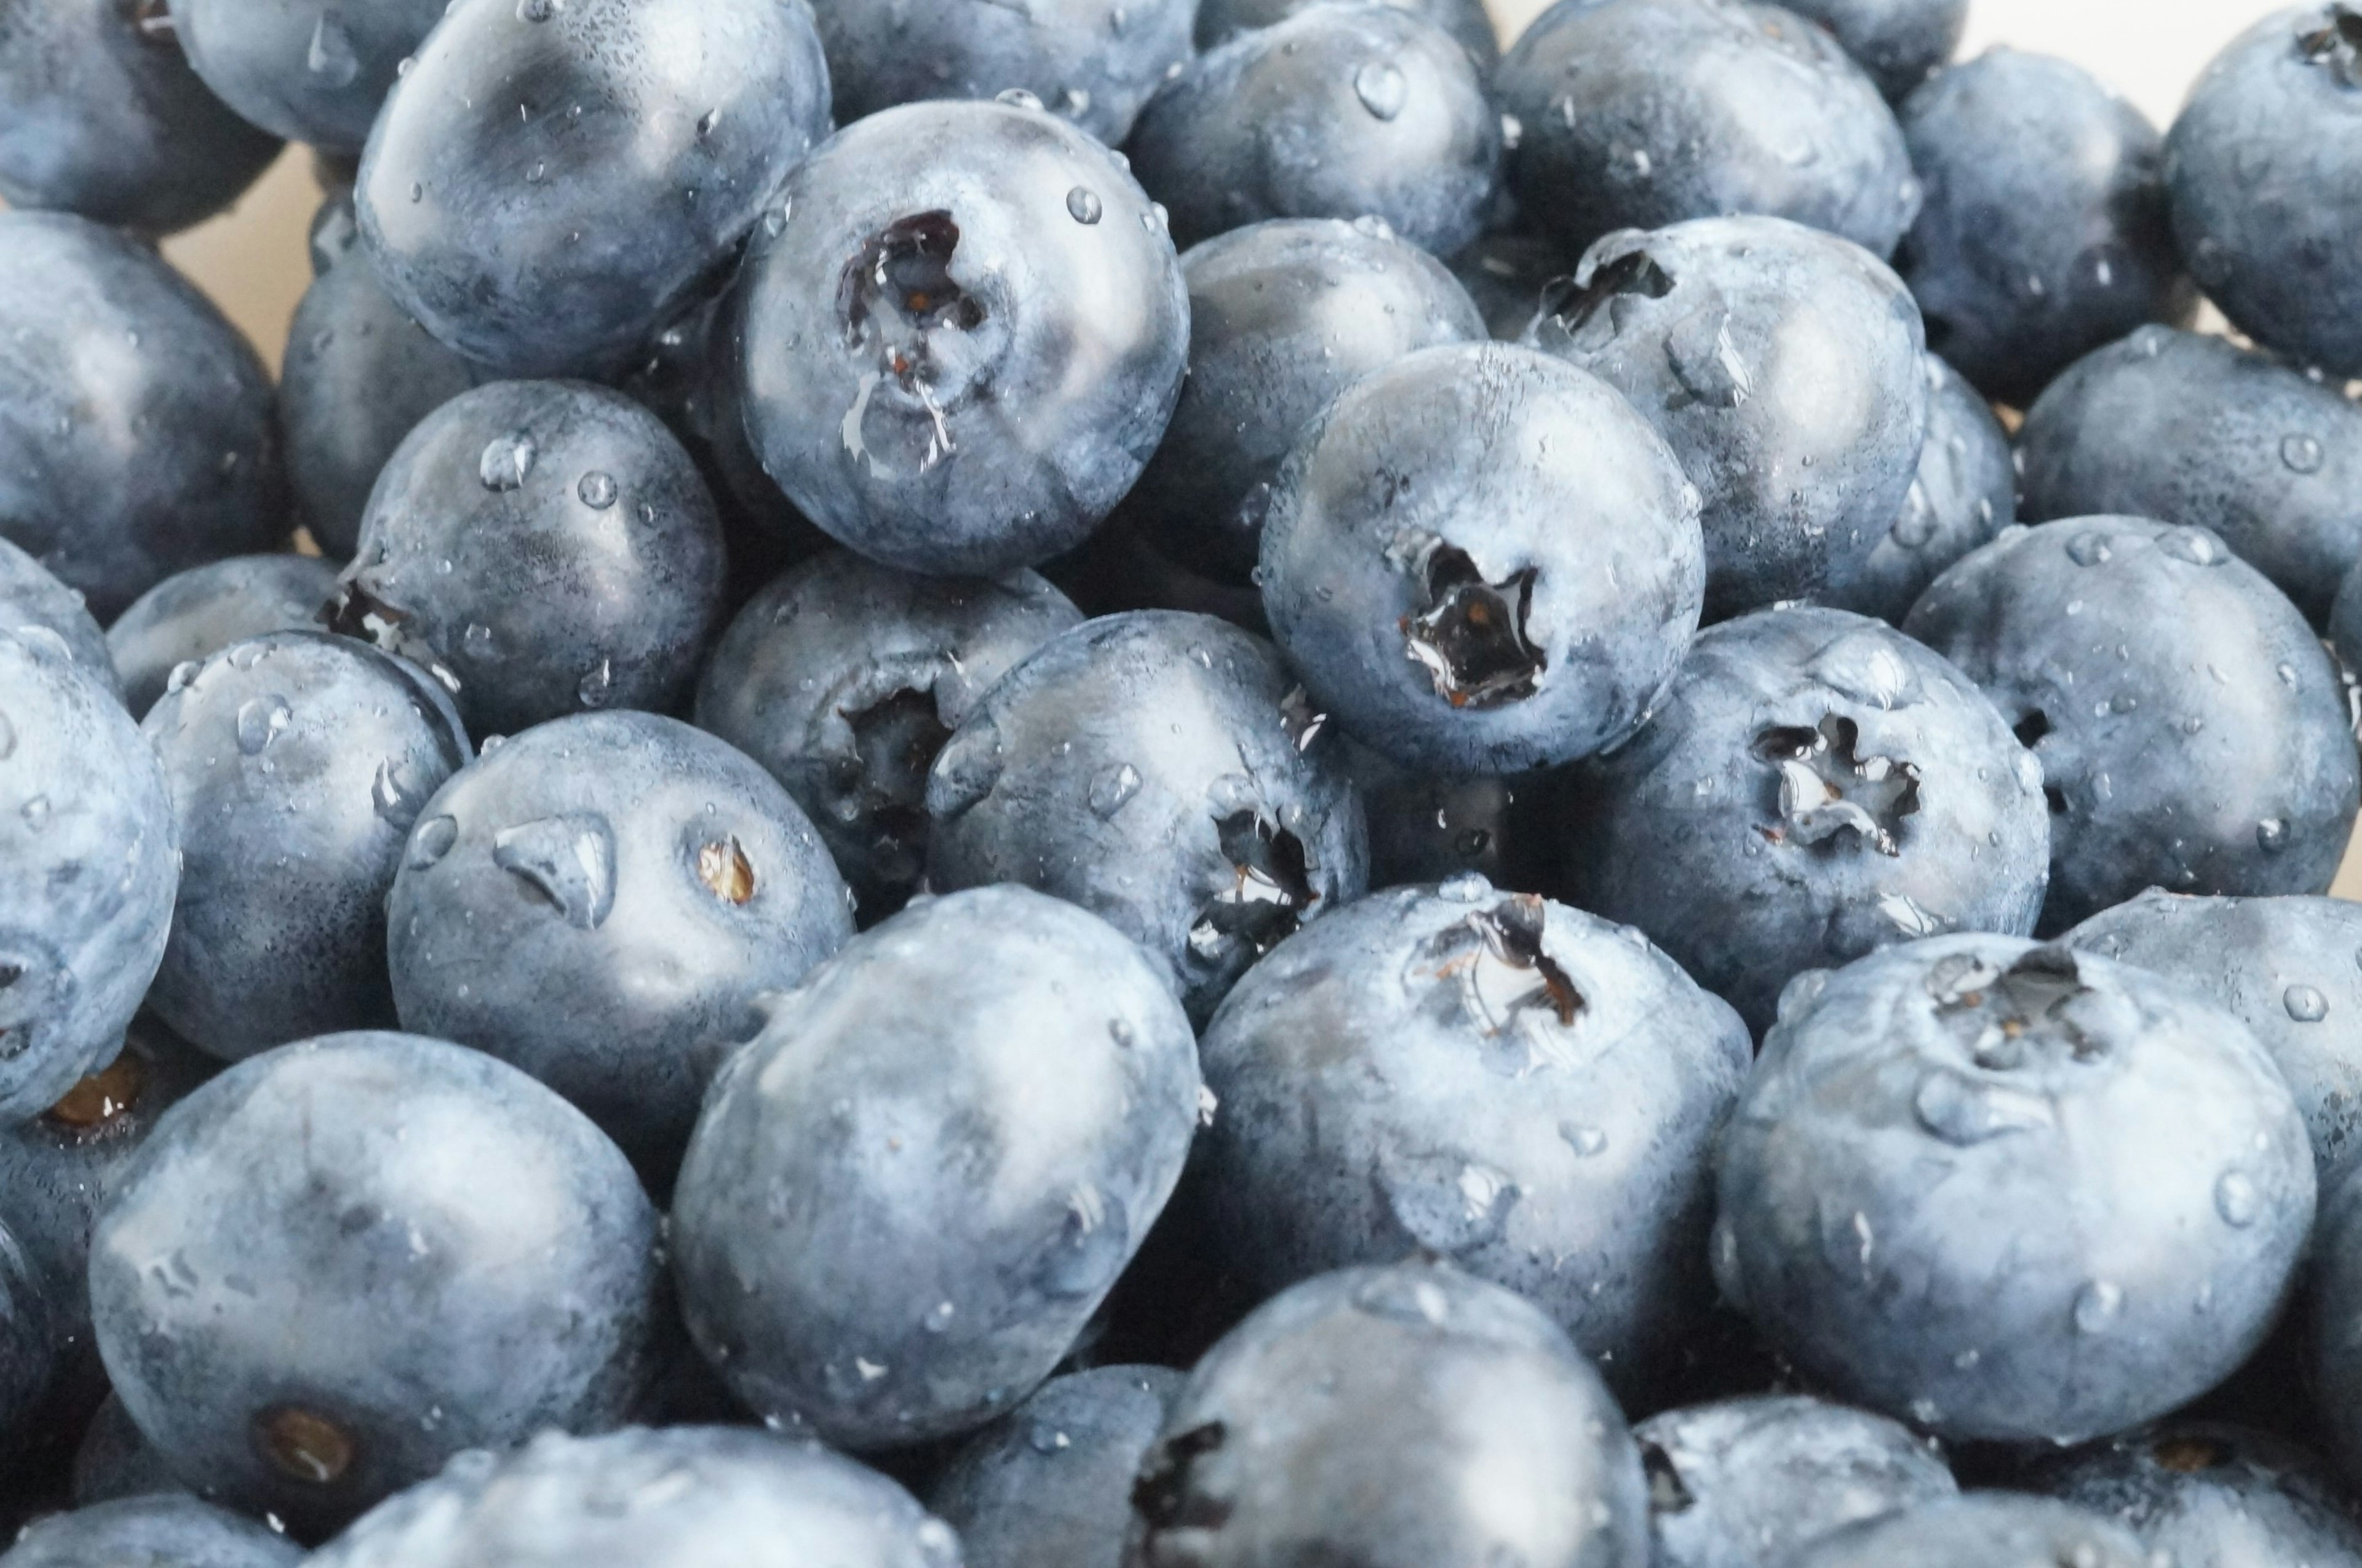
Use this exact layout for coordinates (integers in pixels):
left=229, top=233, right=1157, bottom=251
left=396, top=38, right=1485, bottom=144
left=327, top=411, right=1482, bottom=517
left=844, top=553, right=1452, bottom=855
left=479, top=433, right=536, bottom=491
left=20, top=795, right=49, bottom=827
left=1379, top=1150, right=1519, bottom=1254
left=2158, top=527, right=2225, bottom=566
left=995, top=88, right=1044, bottom=111
left=1088, top=763, right=1140, bottom=818
left=2258, top=819, right=2289, bottom=853
left=306, top=11, right=360, bottom=85
left=371, top=760, right=422, bottom=829
left=2073, top=1280, right=2123, bottom=1334
left=164, top=661, right=201, bottom=696
left=1561, top=1123, right=1607, bottom=1156
left=577, top=471, right=616, bottom=509
left=493, top=812, right=616, bottom=929
left=235, top=696, right=292, bottom=755
left=517, top=0, right=557, bottom=19
left=576, top=659, right=613, bottom=708
left=2282, top=434, right=2326, bottom=474
left=1350, top=1270, right=1452, bottom=1326
left=407, top=814, right=458, bottom=869
left=696, top=108, right=721, bottom=139
left=1354, top=60, right=1407, bottom=120
left=1438, top=870, right=1492, bottom=903
left=1036, top=1185, right=1127, bottom=1297
left=2286, top=983, right=2330, bottom=1022
left=924, top=1300, right=956, bottom=1332
left=2066, top=530, right=2113, bottom=566
left=1027, top=1422, right=1072, bottom=1455
left=1063, top=186, right=1104, bottom=226
left=2214, top=1171, right=2259, bottom=1227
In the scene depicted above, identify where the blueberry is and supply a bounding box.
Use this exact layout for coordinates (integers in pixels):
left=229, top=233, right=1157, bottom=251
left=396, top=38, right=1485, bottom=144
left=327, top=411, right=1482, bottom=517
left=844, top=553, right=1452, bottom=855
left=1125, top=218, right=1487, bottom=587
left=1632, top=1395, right=1958, bottom=1568
left=72, top=1390, right=182, bottom=1506
left=1497, top=0, right=1917, bottom=263
left=1893, top=49, right=2193, bottom=407
left=1127, top=1260, right=1649, bottom=1568
left=1449, top=229, right=1580, bottom=342
left=0, top=1494, right=300, bottom=1568
left=167, top=0, right=443, bottom=152
left=928, top=1364, right=1185, bottom=1568
left=2337, top=560, right=2362, bottom=678
left=0, top=628, right=177, bottom=1120
left=1558, top=606, right=2049, bottom=1035
left=2165, top=5, right=2362, bottom=378
left=1127, top=4, right=1504, bottom=256
left=694, top=550, right=1083, bottom=922
left=1196, top=881, right=1751, bottom=1400
left=88, top=1030, right=662, bottom=1536
left=1786, top=1494, right=2148, bottom=1568
left=306, top=1427, right=960, bottom=1568
left=0, top=536, right=116, bottom=702
left=1818, top=353, right=2014, bottom=626
left=355, top=0, right=831, bottom=377
left=106, top=555, right=343, bottom=720
left=671, top=885, right=1200, bottom=1448
left=0, top=213, right=285, bottom=621
left=733, top=98, right=1188, bottom=576
left=1196, top=0, right=1501, bottom=65
left=1715, top=935, right=2315, bottom=1444
left=386, top=710, right=854, bottom=1184
left=0, top=0, right=280, bottom=234
left=328, top=380, right=728, bottom=739
left=1904, top=517, right=2361, bottom=933
left=141, top=632, right=469, bottom=1061
left=2018, top=326, right=2362, bottom=624
left=1260, top=341, right=1704, bottom=774
left=2030, top=1422, right=2362, bottom=1568
left=1775, top=0, right=1965, bottom=100
left=1529, top=216, right=1928, bottom=618
left=816, top=0, right=1193, bottom=145
left=925, top=611, right=1368, bottom=1022
left=279, top=239, right=481, bottom=561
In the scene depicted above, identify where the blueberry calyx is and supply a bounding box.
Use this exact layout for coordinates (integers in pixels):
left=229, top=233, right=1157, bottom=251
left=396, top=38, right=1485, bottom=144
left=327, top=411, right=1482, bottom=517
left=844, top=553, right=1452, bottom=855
left=254, top=1403, right=357, bottom=1486
left=1927, top=944, right=2110, bottom=1067
left=1132, top=1419, right=1232, bottom=1533
left=2300, top=4, right=2362, bottom=87
left=1640, top=1438, right=1696, bottom=1514
left=1538, top=247, right=1676, bottom=340
left=1423, top=895, right=1583, bottom=1034
left=1400, top=542, right=1544, bottom=710
left=841, top=686, right=953, bottom=866
left=838, top=212, right=990, bottom=468
left=1752, top=715, right=1922, bottom=856
left=1190, top=810, right=1318, bottom=961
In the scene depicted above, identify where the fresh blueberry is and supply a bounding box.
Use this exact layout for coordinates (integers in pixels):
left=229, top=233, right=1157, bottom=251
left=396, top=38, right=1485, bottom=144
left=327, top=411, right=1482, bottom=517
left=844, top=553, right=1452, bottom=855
left=671, top=885, right=1200, bottom=1448
left=71, top=1390, right=182, bottom=1506
left=1633, top=1395, right=1959, bottom=1568
left=2337, top=559, right=2362, bottom=677
left=1127, top=1260, right=1649, bottom=1568
left=167, top=0, right=443, bottom=151
left=1776, top=0, right=1965, bottom=100
left=355, top=0, right=831, bottom=376
left=1125, top=218, right=1487, bottom=587
left=1127, top=4, right=1504, bottom=256
left=2165, top=5, right=2362, bottom=378
left=1714, top=935, right=2315, bottom=1444
left=0, top=536, right=116, bottom=702
left=925, top=610, right=1368, bottom=1022
left=1904, top=517, right=2361, bottom=933
left=2030, top=1422, right=2362, bottom=1568
left=1786, top=1494, right=2148, bottom=1568
left=2017, top=325, right=2362, bottom=624
left=0, top=212, right=285, bottom=621
left=386, top=710, right=854, bottom=1184
left=1557, top=606, right=2049, bottom=1035
left=928, top=1364, right=1185, bottom=1568
left=733, top=98, right=1188, bottom=576
left=816, top=0, right=1193, bottom=145
left=0, top=1494, right=300, bottom=1568
left=1450, top=229, right=1578, bottom=341
left=1196, top=0, right=1501, bottom=65
left=1345, top=743, right=1536, bottom=889
left=87, top=1030, right=662, bottom=1536
left=1818, top=353, right=2014, bottom=626
left=1497, top=0, right=1918, bottom=263
left=693, top=549, right=1083, bottom=922
left=0, top=628, right=178, bottom=1120
left=1196, top=880, right=1751, bottom=1401
left=1893, top=49, right=2193, bottom=407
left=0, top=0, right=280, bottom=234
left=1529, top=216, right=1928, bottom=618
left=141, top=632, right=469, bottom=1061
left=328, top=380, right=728, bottom=739
left=106, top=555, right=343, bottom=720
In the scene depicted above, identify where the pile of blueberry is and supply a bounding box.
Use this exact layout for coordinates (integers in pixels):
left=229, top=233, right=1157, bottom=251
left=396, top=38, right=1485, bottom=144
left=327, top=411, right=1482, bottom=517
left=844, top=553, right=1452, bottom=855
left=4, top=0, right=2362, bottom=1559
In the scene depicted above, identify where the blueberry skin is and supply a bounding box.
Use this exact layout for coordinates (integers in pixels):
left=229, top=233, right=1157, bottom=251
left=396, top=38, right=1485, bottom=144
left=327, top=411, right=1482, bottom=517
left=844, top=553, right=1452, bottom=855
left=280, top=240, right=481, bottom=561
left=0, top=629, right=178, bottom=1120
left=2165, top=7, right=2362, bottom=379
left=1450, top=230, right=1578, bottom=343
left=2030, top=1422, right=2362, bottom=1568
left=333, top=380, right=728, bottom=739
left=1787, top=1494, right=2149, bottom=1568
left=2067, top=891, right=2362, bottom=1188
left=386, top=711, right=854, bottom=1183
left=816, top=0, right=1193, bottom=146
left=72, top=1390, right=182, bottom=1506
left=0, top=0, right=280, bottom=234
left=1127, top=218, right=1487, bottom=587
left=2338, top=559, right=2362, bottom=677
left=1127, top=5, right=1504, bottom=257
left=168, top=0, right=443, bottom=152
left=0, top=1495, right=300, bottom=1568
left=0, top=536, right=116, bottom=701
left=1715, top=934, right=2315, bottom=1444
left=88, top=1031, right=662, bottom=1536
left=1633, top=1395, right=1958, bottom=1568
left=1196, top=0, right=1501, bottom=65
left=0, top=213, right=285, bottom=622
left=693, top=550, right=1082, bottom=923
left=141, top=632, right=469, bottom=1061
left=1197, top=881, right=1750, bottom=1401
left=1126, top=1261, right=1649, bottom=1568
left=1497, top=0, right=1917, bottom=264
left=1893, top=52, right=2191, bottom=409
left=926, top=611, right=1369, bottom=1023
left=1818, top=353, right=2013, bottom=626
left=1530, top=217, right=1928, bottom=618
left=928, top=1364, right=1185, bottom=1568
left=2017, top=327, right=2362, bottom=625
left=355, top=0, right=830, bottom=378
left=1904, top=517, right=2361, bottom=934
left=672, top=885, right=1200, bottom=1449
left=308, top=1427, right=958, bottom=1568
left=106, top=555, right=343, bottom=720
left=1262, top=341, right=1703, bottom=775
left=733, top=100, right=1188, bottom=577
left=1559, top=607, right=2049, bottom=1036
left=1775, top=0, right=1963, bottom=100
